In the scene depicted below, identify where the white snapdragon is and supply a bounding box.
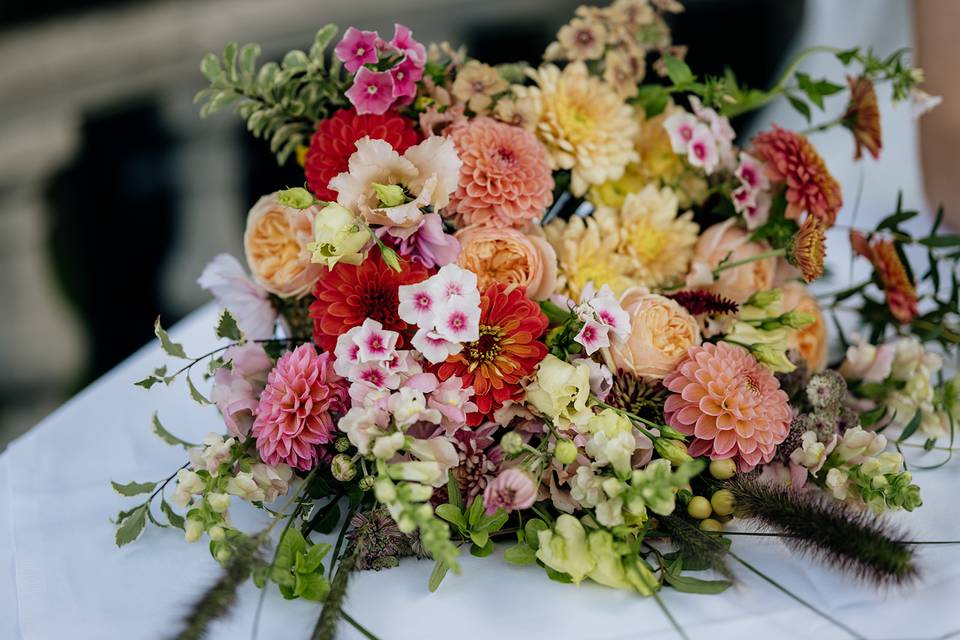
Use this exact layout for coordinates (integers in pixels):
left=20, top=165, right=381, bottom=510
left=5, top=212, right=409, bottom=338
left=226, top=471, right=266, bottom=502
left=585, top=430, right=636, bottom=477
left=173, top=469, right=205, bottom=508
left=189, top=433, right=237, bottom=476
left=833, top=427, right=887, bottom=465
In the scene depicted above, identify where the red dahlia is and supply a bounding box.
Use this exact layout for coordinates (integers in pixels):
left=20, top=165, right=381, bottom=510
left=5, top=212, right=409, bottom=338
left=309, top=252, right=430, bottom=351
left=437, top=284, right=548, bottom=426
left=304, top=108, right=420, bottom=201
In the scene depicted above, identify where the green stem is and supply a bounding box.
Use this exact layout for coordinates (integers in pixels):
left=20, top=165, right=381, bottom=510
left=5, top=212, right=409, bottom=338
left=912, top=319, right=960, bottom=345
left=728, top=550, right=865, bottom=640
left=714, top=248, right=786, bottom=275
left=651, top=590, right=690, bottom=640
left=340, top=610, right=380, bottom=640
left=802, top=115, right=847, bottom=136
left=593, top=399, right=660, bottom=440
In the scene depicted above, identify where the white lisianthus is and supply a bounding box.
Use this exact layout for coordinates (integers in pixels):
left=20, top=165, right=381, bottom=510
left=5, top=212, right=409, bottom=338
left=307, top=203, right=371, bottom=269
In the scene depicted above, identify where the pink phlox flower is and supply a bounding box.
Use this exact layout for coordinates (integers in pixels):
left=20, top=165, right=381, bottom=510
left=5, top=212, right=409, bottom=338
left=335, top=27, right=380, bottom=73
left=345, top=67, right=396, bottom=115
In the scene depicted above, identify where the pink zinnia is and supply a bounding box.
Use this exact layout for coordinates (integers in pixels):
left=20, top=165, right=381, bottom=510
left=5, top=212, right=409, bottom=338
left=752, top=125, right=842, bottom=227
left=252, top=344, right=349, bottom=471
left=483, top=468, right=537, bottom=515
left=447, top=117, right=553, bottom=229
left=663, top=342, right=791, bottom=472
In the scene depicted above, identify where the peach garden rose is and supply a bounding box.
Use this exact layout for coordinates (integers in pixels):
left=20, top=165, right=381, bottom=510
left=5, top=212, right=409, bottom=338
left=243, top=193, right=323, bottom=298
left=687, top=218, right=776, bottom=304
left=455, top=224, right=558, bottom=300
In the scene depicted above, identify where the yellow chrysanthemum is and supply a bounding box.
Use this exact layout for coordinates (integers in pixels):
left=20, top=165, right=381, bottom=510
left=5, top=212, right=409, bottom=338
left=515, top=62, right=639, bottom=197
left=544, top=210, right=635, bottom=300
left=614, top=184, right=699, bottom=288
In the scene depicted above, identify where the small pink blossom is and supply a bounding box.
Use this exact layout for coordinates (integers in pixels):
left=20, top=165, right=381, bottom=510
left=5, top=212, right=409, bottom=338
left=582, top=283, right=629, bottom=341
left=388, top=24, right=426, bottom=66
left=335, top=27, right=380, bottom=73
left=390, top=55, right=424, bottom=99
left=575, top=319, right=610, bottom=356
left=355, top=318, right=400, bottom=362
left=398, top=280, right=440, bottom=327
left=428, top=376, right=478, bottom=433
left=433, top=264, right=481, bottom=306
left=735, top=152, right=769, bottom=191
left=743, top=190, right=772, bottom=230
left=435, top=298, right=481, bottom=343
left=483, top=468, right=537, bottom=515
left=345, top=67, right=396, bottom=115
left=686, top=125, right=719, bottom=173
left=663, top=112, right=699, bottom=153
left=388, top=387, right=442, bottom=428
left=412, top=327, right=463, bottom=364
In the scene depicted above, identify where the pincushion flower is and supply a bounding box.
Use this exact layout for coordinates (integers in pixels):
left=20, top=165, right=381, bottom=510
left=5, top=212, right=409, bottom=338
left=843, top=75, right=883, bottom=160
left=850, top=231, right=918, bottom=324
left=515, top=62, right=639, bottom=196
left=197, top=254, right=277, bottom=340
left=752, top=125, right=842, bottom=227
left=456, top=224, right=558, bottom=300
left=243, top=193, right=323, bottom=298
left=544, top=208, right=636, bottom=299
left=781, top=281, right=828, bottom=371
left=687, top=218, right=776, bottom=304
left=437, top=283, right=548, bottom=425
left=329, top=136, right=461, bottom=229
left=664, top=342, right=791, bottom=471
left=310, top=251, right=429, bottom=352
left=252, top=344, right=349, bottom=471
left=613, top=184, right=699, bottom=288
left=451, top=61, right=508, bottom=115
left=446, top=117, right=554, bottom=229
left=483, top=468, right=538, bottom=515
left=608, top=288, right=701, bottom=380
left=304, top=108, right=419, bottom=201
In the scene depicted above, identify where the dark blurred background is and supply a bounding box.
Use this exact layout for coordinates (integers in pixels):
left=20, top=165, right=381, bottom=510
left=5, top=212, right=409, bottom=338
left=0, top=0, right=807, bottom=446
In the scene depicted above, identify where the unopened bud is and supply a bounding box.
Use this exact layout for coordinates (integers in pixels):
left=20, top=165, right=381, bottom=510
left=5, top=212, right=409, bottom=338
left=699, top=518, right=724, bottom=532
left=334, top=436, right=351, bottom=453
left=657, top=424, right=687, bottom=441
left=374, top=478, right=397, bottom=503
left=554, top=439, right=578, bottom=465
left=215, top=547, right=232, bottom=562
left=207, top=492, right=231, bottom=513
left=710, top=489, right=736, bottom=516
left=779, top=310, right=815, bottom=329
left=208, top=525, right=225, bottom=541
left=746, top=289, right=781, bottom=309
left=687, top=496, right=712, bottom=520
left=379, top=245, right=403, bottom=272
left=359, top=476, right=376, bottom=491
left=371, top=183, right=408, bottom=207
left=276, top=187, right=316, bottom=209
left=654, top=438, right=693, bottom=465
left=184, top=518, right=204, bottom=543
left=501, top=431, right=524, bottom=456
left=331, top=454, right=357, bottom=482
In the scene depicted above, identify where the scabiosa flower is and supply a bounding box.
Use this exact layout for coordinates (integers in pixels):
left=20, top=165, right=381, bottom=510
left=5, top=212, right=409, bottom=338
left=483, top=468, right=538, bottom=515
left=446, top=117, right=554, bottom=229
left=666, top=290, right=739, bottom=316
left=663, top=342, right=791, bottom=472
left=345, top=67, right=397, bottom=116
left=752, top=125, right=843, bottom=227
left=251, top=344, right=349, bottom=471
left=843, top=75, right=882, bottom=161
left=304, top=108, right=419, bottom=201
left=850, top=231, right=918, bottom=324
left=309, top=252, right=429, bottom=352
left=607, top=371, right=668, bottom=424
left=334, top=27, right=379, bottom=73
left=449, top=423, right=503, bottom=501
left=438, top=283, right=549, bottom=425
left=786, top=215, right=827, bottom=282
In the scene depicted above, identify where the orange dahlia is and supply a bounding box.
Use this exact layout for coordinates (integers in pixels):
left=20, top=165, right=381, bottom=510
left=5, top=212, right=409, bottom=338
left=437, top=283, right=548, bottom=425
left=843, top=76, right=882, bottom=161
left=309, top=252, right=430, bottom=351
left=752, top=125, right=842, bottom=227
left=304, top=108, right=420, bottom=201
left=850, top=231, right=918, bottom=324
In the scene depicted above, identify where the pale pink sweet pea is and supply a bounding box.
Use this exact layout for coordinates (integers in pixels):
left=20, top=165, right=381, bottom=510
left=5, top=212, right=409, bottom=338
left=335, top=27, right=380, bottom=73
left=483, top=468, right=537, bottom=515
left=345, top=67, right=396, bottom=115
left=225, top=343, right=272, bottom=379
left=197, top=254, right=277, bottom=340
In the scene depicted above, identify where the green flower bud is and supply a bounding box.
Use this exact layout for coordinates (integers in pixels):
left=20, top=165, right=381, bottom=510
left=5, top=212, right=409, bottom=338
left=750, top=343, right=796, bottom=373
left=334, top=436, right=351, bottom=453
left=710, top=489, right=736, bottom=516
left=746, top=289, right=782, bottom=310
left=331, top=454, right=357, bottom=482
left=554, top=439, right=578, bottom=464
left=184, top=518, right=204, bottom=543
left=779, top=310, right=815, bottom=329
left=207, top=492, right=231, bottom=513
left=215, top=547, right=231, bottom=562
left=358, top=475, right=376, bottom=491
left=276, top=187, right=316, bottom=209
left=654, top=438, right=693, bottom=465
left=657, top=425, right=687, bottom=441
left=501, top=431, right=524, bottom=456
left=208, top=525, right=225, bottom=542
left=374, top=477, right=396, bottom=503
left=371, top=183, right=408, bottom=207
left=708, top=458, right=737, bottom=480
left=379, top=245, right=403, bottom=272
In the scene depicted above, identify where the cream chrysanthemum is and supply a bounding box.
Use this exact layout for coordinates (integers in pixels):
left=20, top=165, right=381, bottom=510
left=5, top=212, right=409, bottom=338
left=544, top=210, right=635, bottom=300
left=515, top=62, right=639, bottom=196
left=614, top=184, right=698, bottom=288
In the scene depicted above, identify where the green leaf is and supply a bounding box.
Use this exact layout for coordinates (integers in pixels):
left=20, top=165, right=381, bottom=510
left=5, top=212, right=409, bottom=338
left=154, top=316, right=187, bottom=358
left=524, top=519, right=549, bottom=550
left=446, top=470, right=463, bottom=511
left=787, top=95, right=811, bottom=122
left=435, top=504, right=466, bottom=531
left=545, top=566, right=573, bottom=584
left=919, top=235, right=960, bottom=248
left=470, top=540, right=494, bottom=557
left=276, top=528, right=307, bottom=570
left=151, top=412, right=195, bottom=448
left=310, top=24, right=338, bottom=60
left=877, top=209, right=918, bottom=231
left=662, top=571, right=732, bottom=594
left=469, top=531, right=490, bottom=548
left=135, top=375, right=161, bottom=389
left=466, top=495, right=485, bottom=529
left=634, top=84, right=670, bottom=118
left=477, top=509, right=508, bottom=534
left=504, top=544, right=537, bottom=565
left=295, top=572, right=330, bottom=601
left=312, top=504, right=341, bottom=535
left=663, top=55, right=694, bottom=86
left=200, top=53, right=222, bottom=82
left=111, top=480, right=157, bottom=496
left=301, top=542, right=332, bottom=573
left=836, top=47, right=860, bottom=65
left=859, top=404, right=888, bottom=428
left=283, top=50, right=309, bottom=70
left=239, top=43, right=261, bottom=82
left=896, top=409, right=923, bottom=443
left=186, top=375, right=211, bottom=405
left=215, top=308, right=243, bottom=341
left=428, top=559, right=449, bottom=592
left=115, top=504, right=148, bottom=547
left=161, top=499, right=185, bottom=530
left=223, top=41, right=239, bottom=81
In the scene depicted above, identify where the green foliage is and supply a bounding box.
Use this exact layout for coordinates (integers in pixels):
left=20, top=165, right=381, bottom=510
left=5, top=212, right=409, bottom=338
left=195, top=26, right=349, bottom=165
left=215, top=309, right=243, bottom=341
left=186, top=374, right=212, bottom=406
left=115, top=503, right=149, bottom=546
left=152, top=412, right=196, bottom=448
left=155, top=316, right=188, bottom=359
left=111, top=480, right=157, bottom=496
left=661, top=558, right=732, bottom=594
left=270, top=528, right=332, bottom=601
left=435, top=495, right=509, bottom=549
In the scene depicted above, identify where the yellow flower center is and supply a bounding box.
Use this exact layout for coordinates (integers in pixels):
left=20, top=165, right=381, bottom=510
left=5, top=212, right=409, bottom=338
left=626, top=220, right=666, bottom=264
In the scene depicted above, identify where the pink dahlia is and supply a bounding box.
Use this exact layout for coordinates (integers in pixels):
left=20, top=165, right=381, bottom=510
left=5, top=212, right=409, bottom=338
left=252, top=344, right=349, bottom=471
left=447, top=117, right=554, bottom=229
left=663, top=342, right=791, bottom=472
left=752, top=125, right=842, bottom=227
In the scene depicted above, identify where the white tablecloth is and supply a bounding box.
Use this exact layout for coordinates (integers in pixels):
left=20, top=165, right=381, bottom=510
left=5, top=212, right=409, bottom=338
left=2, top=302, right=959, bottom=640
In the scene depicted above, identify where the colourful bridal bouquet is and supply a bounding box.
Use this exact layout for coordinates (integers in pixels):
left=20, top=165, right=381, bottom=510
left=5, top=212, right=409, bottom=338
left=113, top=1, right=960, bottom=638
